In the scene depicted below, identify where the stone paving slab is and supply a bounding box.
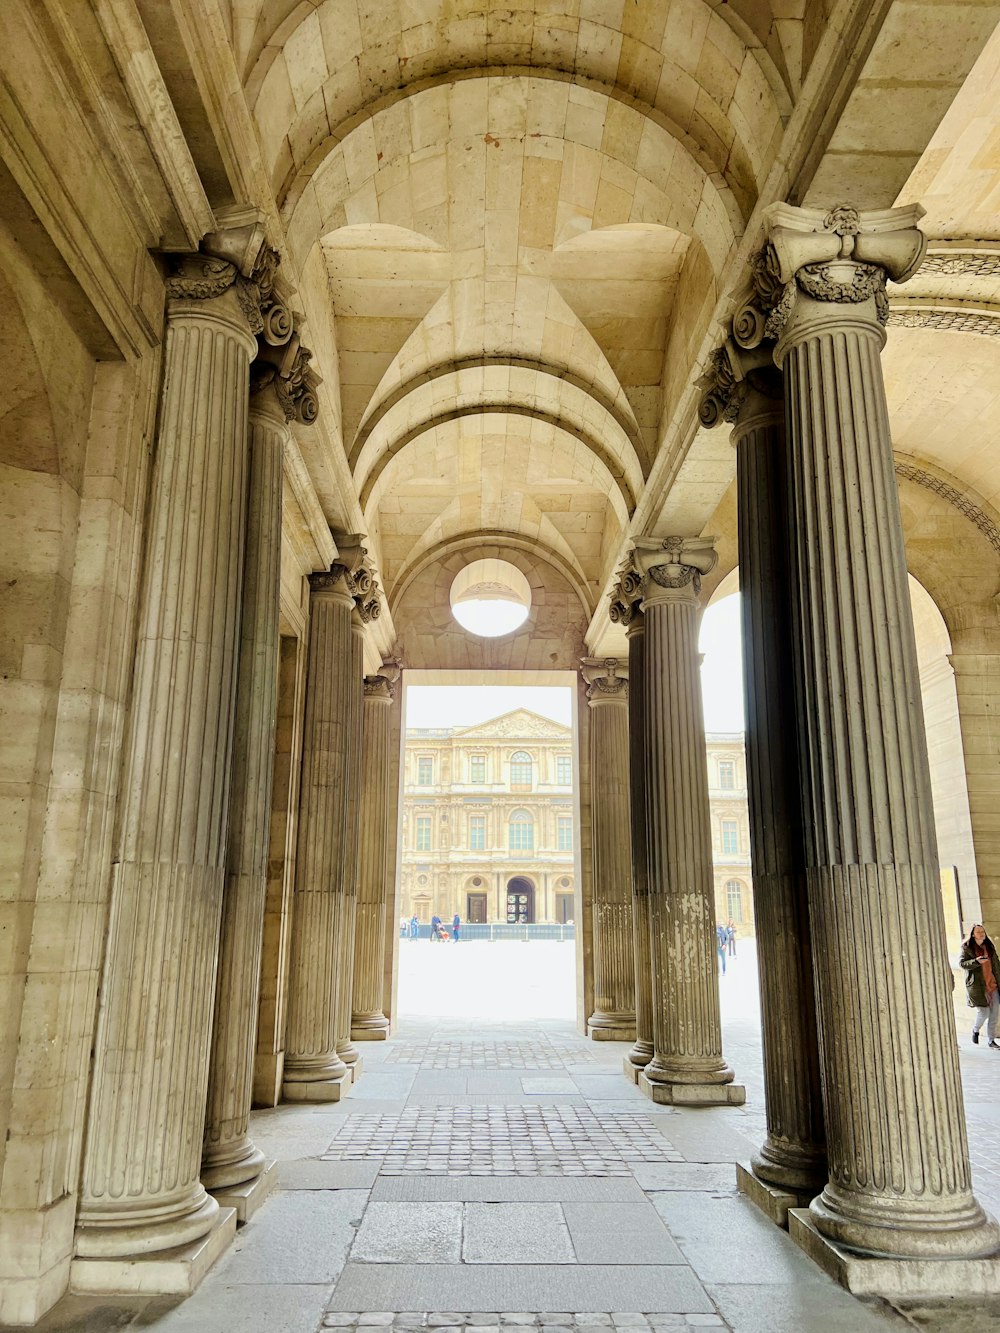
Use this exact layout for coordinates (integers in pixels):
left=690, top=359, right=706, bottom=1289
left=371, top=1177, right=647, bottom=1203
left=133, top=1282, right=334, bottom=1332
left=320, top=1314, right=727, bottom=1330
left=407, top=1094, right=588, bottom=1108
left=217, top=1189, right=366, bottom=1285
left=562, top=1202, right=685, bottom=1266
left=351, top=1203, right=463, bottom=1263
left=462, top=1203, right=575, bottom=1264
left=633, top=1164, right=738, bottom=1193
left=653, top=1117, right=757, bottom=1166
left=707, top=1282, right=905, bottom=1331
left=278, top=1159, right=380, bottom=1190
left=326, top=1266, right=715, bottom=1313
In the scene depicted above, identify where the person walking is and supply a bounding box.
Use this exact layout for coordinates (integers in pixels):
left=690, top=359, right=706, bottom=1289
left=716, top=923, right=727, bottom=976
left=726, top=919, right=737, bottom=957
left=430, top=913, right=442, bottom=942
left=410, top=914, right=419, bottom=939
left=961, top=923, right=1000, bottom=1048
left=452, top=912, right=461, bottom=942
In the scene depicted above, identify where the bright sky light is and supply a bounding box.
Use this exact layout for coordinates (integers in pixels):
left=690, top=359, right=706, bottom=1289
left=699, top=593, right=745, bottom=732
left=405, top=685, right=572, bottom=728
left=403, top=593, right=745, bottom=733
left=451, top=599, right=530, bottom=638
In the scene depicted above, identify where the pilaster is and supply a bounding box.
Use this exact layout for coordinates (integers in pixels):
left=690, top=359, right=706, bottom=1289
left=765, top=202, right=998, bottom=1272
left=632, top=538, right=744, bottom=1106
left=73, top=235, right=264, bottom=1283
left=352, top=665, right=401, bottom=1040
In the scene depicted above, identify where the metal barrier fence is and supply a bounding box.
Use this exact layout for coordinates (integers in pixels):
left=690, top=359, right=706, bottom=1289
left=401, top=923, right=576, bottom=943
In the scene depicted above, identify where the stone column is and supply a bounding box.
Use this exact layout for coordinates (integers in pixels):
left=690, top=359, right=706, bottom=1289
left=352, top=665, right=400, bottom=1039
left=611, top=574, right=654, bottom=1078
left=950, top=650, right=1000, bottom=937
left=334, top=606, right=368, bottom=1075
left=632, top=537, right=743, bottom=1106
left=581, top=658, right=635, bottom=1040
left=201, top=349, right=318, bottom=1219
left=74, top=232, right=266, bottom=1274
left=281, top=562, right=357, bottom=1102
left=700, top=343, right=826, bottom=1214
left=766, top=202, right=997, bottom=1263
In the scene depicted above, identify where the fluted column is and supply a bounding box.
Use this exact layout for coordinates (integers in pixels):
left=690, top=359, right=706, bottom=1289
left=352, top=666, right=400, bottom=1039
left=282, top=565, right=356, bottom=1102
left=768, top=202, right=997, bottom=1260
left=612, top=577, right=654, bottom=1077
left=701, top=346, right=826, bottom=1203
left=75, top=237, right=264, bottom=1265
left=581, top=658, right=635, bottom=1040
left=202, top=358, right=315, bottom=1213
left=334, top=609, right=367, bottom=1074
left=633, top=537, right=743, bottom=1106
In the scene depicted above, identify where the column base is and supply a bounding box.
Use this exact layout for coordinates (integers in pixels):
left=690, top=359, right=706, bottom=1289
left=70, top=1208, right=235, bottom=1296
left=252, top=1051, right=285, bottom=1108
left=736, top=1162, right=814, bottom=1228
left=588, top=1022, right=636, bottom=1041
left=622, top=1056, right=641, bottom=1084
left=638, top=1073, right=746, bottom=1106
left=788, top=1208, right=1000, bottom=1298
left=282, top=1070, right=350, bottom=1102
left=210, top=1161, right=278, bottom=1224
left=352, top=1016, right=390, bottom=1041
left=348, top=1056, right=364, bottom=1083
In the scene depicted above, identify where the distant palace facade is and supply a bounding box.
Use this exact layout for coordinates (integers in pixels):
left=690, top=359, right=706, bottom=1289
left=399, top=710, right=753, bottom=932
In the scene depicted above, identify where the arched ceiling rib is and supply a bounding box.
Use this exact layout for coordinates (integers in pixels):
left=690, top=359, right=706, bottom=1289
left=248, top=1, right=789, bottom=217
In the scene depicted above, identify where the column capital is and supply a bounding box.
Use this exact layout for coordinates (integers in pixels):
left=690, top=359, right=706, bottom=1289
left=608, top=559, right=644, bottom=628
left=633, top=536, right=717, bottom=606
left=364, top=663, right=399, bottom=702
left=581, top=657, right=628, bottom=704
left=698, top=340, right=781, bottom=434
left=251, top=337, right=319, bottom=425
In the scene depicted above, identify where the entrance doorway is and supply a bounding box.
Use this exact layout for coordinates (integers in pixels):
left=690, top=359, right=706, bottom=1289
left=506, top=876, right=535, bottom=924
left=466, top=891, right=488, bottom=922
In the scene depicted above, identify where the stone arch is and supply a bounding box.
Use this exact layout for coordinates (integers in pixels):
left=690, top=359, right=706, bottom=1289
left=253, top=4, right=788, bottom=217
left=392, top=541, right=589, bottom=671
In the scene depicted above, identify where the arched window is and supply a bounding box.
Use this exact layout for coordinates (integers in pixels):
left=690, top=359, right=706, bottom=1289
left=510, top=751, right=533, bottom=789
left=509, top=808, right=534, bottom=852
left=725, top=879, right=744, bottom=923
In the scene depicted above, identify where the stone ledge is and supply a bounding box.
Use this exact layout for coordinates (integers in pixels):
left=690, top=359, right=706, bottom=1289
left=353, top=1027, right=389, bottom=1041
left=622, top=1057, right=641, bottom=1084
left=210, top=1160, right=278, bottom=1224
left=735, top=1162, right=814, bottom=1228
left=588, top=1025, right=637, bottom=1042
left=638, top=1075, right=746, bottom=1107
left=348, top=1057, right=365, bottom=1083
left=788, top=1208, right=1000, bottom=1297
left=283, top=1071, right=351, bottom=1102
left=69, top=1207, right=236, bottom=1296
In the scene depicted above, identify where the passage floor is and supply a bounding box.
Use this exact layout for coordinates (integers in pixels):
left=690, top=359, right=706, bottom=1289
left=8, top=942, right=1000, bottom=1333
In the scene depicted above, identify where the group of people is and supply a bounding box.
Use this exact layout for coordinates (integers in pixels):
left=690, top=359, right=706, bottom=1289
left=715, top=919, right=737, bottom=974
left=400, top=913, right=462, bottom=941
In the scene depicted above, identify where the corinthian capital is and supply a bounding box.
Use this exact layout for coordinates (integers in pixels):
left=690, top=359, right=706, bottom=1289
left=633, top=536, right=717, bottom=602
left=699, top=341, right=782, bottom=432
left=581, top=657, right=628, bottom=703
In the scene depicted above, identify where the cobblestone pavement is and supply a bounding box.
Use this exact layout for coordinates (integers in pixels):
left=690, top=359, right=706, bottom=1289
left=384, top=1040, right=596, bottom=1069
left=321, top=1315, right=726, bottom=1329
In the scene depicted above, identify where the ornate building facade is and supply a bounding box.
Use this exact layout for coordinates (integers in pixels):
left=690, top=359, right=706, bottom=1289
left=401, top=710, right=577, bottom=927
left=3, top=0, right=1000, bottom=1322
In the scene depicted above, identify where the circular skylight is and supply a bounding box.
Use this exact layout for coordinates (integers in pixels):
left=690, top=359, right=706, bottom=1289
left=450, top=559, right=532, bottom=638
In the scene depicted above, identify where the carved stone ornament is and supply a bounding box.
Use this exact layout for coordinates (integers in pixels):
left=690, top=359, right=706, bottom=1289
left=758, top=201, right=926, bottom=340
left=919, top=248, right=1000, bottom=278
left=632, top=536, right=717, bottom=599
left=698, top=347, right=746, bottom=428
left=364, top=673, right=397, bottom=701
left=608, top=559, right=644, bottom=625
left=166, top=254, right=239, bottom=302
left=581, top=656, right=628, bottom=702
left=307, top=564, right=353, bottom=596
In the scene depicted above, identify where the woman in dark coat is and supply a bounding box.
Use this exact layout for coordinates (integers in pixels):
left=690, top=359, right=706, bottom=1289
left=960, top=923, right=1000, bottom=1048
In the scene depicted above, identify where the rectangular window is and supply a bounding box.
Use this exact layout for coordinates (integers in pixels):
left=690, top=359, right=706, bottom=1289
left=721, top=819, right=739, bottom=855
left=718, top=760, right=735, bottom=790
left=556, top=755, right=572, bottom=785
left=470, top=816, right=485, bottom=850
left=416, top=816, right=432, bottom=851
left=470, top=755, right=486, bottom=784
left=509, top=819, right=534, bottom=852
left=557, top=816, right=573, bottom=851
left=417, top=756, right=433, bottom=786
